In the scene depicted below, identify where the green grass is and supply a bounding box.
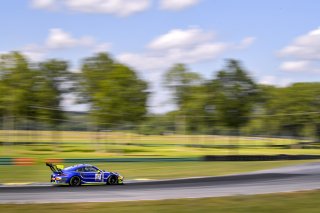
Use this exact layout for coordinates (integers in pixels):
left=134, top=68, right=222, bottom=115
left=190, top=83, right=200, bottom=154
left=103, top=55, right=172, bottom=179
left=2, top=190, right=320, bottom=212
left=1, top=129, right=319, bottom=158
left=3, top=144, right=320, bottom=159
left=1, top=130, right=318, bottom=158
left=0, top=130, right=301, bottom=145
left=1, top=130, right=320, bottom=184
left=0, top=160, right=318, bottom=183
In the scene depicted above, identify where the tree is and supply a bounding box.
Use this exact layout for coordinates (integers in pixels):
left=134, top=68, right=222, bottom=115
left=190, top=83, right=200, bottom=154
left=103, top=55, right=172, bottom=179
left=79, top=53, right=148, bottom=128
left=0, top=52, right=37, bottom=121
left=240, top=84, right=277, bottom=136
left=179, top=84, right=217, bottom=134
left=34, top=59, right=71, bottom=126
left=164, top=64, right=205, bottom=134
left=211, top=59, right=258, bottom=132
left=164, top=63, right=202, bottom=108
left=0, top=52, right=71, bottom=129
left=77, top=53, right=115, bottom=104
left=262, top=83, right=320, bottom=140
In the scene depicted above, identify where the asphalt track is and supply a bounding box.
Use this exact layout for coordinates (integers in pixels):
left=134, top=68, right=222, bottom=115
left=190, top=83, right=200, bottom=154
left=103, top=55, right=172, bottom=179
left=1, top=162, right=320, bottom=204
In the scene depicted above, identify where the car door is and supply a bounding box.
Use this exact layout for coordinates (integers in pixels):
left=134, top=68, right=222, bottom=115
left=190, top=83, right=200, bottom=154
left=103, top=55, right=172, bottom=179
left=81, top=166, right=102, bottom=182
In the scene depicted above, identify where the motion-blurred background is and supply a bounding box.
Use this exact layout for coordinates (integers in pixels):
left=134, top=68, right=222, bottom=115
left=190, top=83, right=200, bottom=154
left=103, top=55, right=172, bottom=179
left=2, top=0, right=320, bottom=185
left=1, top=52, right=320, bottom=183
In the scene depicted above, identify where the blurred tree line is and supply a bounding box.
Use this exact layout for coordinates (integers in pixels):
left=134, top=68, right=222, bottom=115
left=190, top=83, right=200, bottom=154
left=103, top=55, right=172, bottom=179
left=145, top=59, right=320, bottom=141
left=1, top=51, right=320, bottom=140
left=0, top=52, right=147, bottom=131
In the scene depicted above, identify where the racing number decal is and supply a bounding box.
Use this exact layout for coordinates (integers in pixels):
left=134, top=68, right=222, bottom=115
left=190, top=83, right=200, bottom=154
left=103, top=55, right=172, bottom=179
left=95, top=173, right=102, bottom=181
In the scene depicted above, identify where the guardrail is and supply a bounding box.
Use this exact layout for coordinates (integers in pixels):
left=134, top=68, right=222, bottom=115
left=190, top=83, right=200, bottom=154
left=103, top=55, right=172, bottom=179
left=0, top=158, right=12, bottom=165
left=0, top=158, right=35, bottom=165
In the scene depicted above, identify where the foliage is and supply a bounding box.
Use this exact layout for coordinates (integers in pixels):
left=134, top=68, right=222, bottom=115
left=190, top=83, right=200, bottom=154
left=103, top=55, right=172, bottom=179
left=163, top=60, right=259, bottom=134
left=2, top=51, right=320, bottom=139
left=35, top=59, right=72, bottom=125
left=262, top=83, right=320, bottom=139
left=164, top=63, right=202, bottom=108
left=163, top=64, right=215, bottom=134
left=138, top=113, right=176, bottom=135
left=209, top=59, right=258, bottom=130
left=0, top=52, right=36, bottom=118
left=78, top=53, right=148, bottom=128
left=180, top=84, right=217, bottom=134
left=0, top=52, right=72, bottom=127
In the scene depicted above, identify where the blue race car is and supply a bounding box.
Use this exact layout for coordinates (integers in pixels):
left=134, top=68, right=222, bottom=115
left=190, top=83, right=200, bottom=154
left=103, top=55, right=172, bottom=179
left=46, top=163, right=124, bottom=186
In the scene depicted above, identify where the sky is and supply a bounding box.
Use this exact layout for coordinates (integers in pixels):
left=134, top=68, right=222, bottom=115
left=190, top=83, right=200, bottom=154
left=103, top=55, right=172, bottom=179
left=1, top=0, right=320, bottom=113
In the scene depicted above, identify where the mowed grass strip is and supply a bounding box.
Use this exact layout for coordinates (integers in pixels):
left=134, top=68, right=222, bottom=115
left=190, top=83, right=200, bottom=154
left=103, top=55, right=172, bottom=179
left=1, top=130, right=318, bottom=158
left=0, top=130, right=300, bottom=145
left=0, top=160, right=318, bottom=183
left=2, top=144, right=320, bottom=159
left=1, top=190, right=320, bottom=213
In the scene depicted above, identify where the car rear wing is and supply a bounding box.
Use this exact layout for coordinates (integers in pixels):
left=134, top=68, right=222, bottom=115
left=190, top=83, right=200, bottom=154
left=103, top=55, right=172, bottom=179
left=46, top=162, right=64, bottom=173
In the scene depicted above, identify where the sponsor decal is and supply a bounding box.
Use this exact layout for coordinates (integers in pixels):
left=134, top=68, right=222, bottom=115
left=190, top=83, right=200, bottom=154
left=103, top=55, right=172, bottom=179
left=95, top=173, right=102, bottom=181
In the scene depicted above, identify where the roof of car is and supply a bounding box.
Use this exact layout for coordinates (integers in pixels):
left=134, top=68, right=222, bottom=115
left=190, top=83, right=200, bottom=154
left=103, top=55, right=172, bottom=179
left=64, top=164, right=94, bottom=170
left=73, top=164, right=93, bottom=168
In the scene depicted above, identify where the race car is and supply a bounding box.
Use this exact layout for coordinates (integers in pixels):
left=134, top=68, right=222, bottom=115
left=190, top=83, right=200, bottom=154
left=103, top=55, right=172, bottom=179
left=46, top=163, right=124, bottom=186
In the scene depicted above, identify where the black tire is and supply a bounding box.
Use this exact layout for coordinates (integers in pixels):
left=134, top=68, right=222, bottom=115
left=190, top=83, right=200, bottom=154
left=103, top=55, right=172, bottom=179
left=69, top=176, right=81, bottom=186
left=107, top=175, right=118, bottom=185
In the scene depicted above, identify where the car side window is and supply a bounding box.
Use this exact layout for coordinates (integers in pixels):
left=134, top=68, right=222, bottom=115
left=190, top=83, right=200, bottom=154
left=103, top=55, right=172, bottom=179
left=76, top=167, right=85, bottom=172
left=84, top=166, right=98, bottom=172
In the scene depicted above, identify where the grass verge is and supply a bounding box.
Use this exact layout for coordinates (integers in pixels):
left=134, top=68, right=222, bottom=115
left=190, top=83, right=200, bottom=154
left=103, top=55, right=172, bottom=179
left=1, top=190, right=320, bottom=213
left=0, top=160, right=318, bottom=183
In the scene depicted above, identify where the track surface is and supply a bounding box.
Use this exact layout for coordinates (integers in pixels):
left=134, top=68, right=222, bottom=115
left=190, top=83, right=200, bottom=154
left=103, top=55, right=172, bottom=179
left=1, top=162, right=320, bottom=203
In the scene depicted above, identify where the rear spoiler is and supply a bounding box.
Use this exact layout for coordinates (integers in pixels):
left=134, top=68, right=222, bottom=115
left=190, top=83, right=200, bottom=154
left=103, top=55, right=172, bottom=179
left=46, top=162, right=64, bottom=173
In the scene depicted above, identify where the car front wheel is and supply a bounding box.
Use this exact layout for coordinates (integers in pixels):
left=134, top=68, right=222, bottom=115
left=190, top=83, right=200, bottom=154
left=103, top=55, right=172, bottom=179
left=107, top=175, right=118, bottom=185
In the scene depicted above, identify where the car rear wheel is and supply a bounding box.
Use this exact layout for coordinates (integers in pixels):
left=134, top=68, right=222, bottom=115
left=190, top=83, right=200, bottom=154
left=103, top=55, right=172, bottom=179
left=69, top=176, right=81, bottom=186
left=107, top=175, right=118, bottom=185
